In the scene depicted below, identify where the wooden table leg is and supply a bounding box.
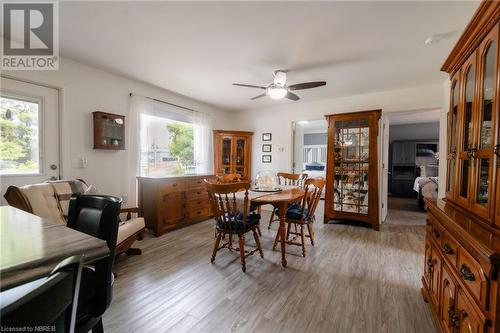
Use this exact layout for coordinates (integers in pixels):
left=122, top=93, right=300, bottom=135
left=278, top=202, right=287, bottom=268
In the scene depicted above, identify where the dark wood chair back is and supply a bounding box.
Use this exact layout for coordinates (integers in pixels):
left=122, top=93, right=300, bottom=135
left=216, top=173, right=242, bottom=183
left=0, top=256, right=83, bottom=333
left=67, top=194, right=121, bottom=332
left=205, top=180, right=251, bottom=231
left=297, top=177, right=326, bottom=221
left=277, top=172, right=308, bottom=186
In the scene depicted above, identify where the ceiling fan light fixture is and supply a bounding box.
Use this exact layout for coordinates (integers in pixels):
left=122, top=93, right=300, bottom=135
left=267, top=85, right=287, bottom=99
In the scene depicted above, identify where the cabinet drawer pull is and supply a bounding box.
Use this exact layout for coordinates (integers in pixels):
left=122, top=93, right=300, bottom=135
left=172, top=183, right=177, bottom=187
left=426, top=219, right=431, bottom=226
left=442, top=243, right=454, bottom=255
left=427, top=258, right=434, bottom=274
left=432, top=229, right=441, bottom=238
left=447, top=306, right=459, bottom=328
left=459, top=264, right=475, bottom=281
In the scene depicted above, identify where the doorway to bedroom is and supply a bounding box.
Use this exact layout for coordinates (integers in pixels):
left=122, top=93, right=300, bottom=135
left=384, top=109, right=440, bottom=225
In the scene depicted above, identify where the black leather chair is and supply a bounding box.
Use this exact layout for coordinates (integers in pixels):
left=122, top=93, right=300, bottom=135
left=67, top=195, right=122, bottom=333
left=0, top=256, right=83, bottom=333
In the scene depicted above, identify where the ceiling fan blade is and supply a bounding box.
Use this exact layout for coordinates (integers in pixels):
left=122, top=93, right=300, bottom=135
left=288, top=81, right=327, bottom=91
left=233, top=83, right=266, bottom=90
left=251, top=93, right=267, bottom=100
left=285, top=92, right=300, bottom=101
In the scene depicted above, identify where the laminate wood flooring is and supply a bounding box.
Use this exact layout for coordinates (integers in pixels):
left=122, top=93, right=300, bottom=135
left=104, top=200, right=436, bottom=333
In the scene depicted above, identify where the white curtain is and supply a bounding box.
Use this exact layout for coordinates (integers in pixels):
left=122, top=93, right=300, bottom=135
left=124, top=94, right=213, bottom=205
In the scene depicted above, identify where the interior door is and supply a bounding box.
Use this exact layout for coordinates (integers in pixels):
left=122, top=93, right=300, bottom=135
left=381, top=114, right=389, bottom=221
left=0, top=77, right=60, bottom=202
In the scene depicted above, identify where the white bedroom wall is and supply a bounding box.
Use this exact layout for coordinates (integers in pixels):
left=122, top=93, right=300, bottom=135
left=2, top=57, right=232, bottom=205
left=231, top=83, right=446, bottom=178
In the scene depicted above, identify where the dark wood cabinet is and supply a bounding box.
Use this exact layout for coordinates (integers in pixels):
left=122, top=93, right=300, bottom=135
left=137, top=175, right=215, bottom=236
left=422, top=3, right=500, bottom=333
left=392, top=141, right=415, bottom=165
left=213, top=130, right=253, bottom=180
left=324, top=110, right=381, bottom=230
left=93, top=111, right=125, bottom=150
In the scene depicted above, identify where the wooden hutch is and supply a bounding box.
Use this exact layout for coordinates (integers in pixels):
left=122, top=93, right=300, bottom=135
left=323, top=110, right=381, bottom=230
left=213, top=130, right=253, bottom=180
left=421, top=2, right=500, bottom=332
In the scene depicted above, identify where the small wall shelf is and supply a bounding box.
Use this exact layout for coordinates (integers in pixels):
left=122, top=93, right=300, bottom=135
left=93, top=111, right=125, bottom=150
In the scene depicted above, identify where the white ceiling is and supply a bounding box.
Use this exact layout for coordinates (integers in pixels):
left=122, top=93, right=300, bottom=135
left=59, top=1, right=479, bottom=111
left=387, top=109, right=441, bottom=125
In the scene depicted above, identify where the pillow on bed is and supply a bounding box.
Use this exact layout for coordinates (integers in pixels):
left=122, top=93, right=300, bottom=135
left=305, top=162, right=325, bottom=171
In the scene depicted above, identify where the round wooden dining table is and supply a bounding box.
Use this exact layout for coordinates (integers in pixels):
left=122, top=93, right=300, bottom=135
left=251, top=187, right=305, bottom=267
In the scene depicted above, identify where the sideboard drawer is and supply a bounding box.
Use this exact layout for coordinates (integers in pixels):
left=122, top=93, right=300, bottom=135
left=187, top=178, right=206, bottom=189
left=187, top=207, right=210, bottom=220
left=186, top=188, right=209, bottom=200
left=429, top=216, right=444, bottom=244
left=441, top=232, right=459, bottom=268
left=186, top=199, right=209, bottom=210
left=160, top=180, right=186, bottom=193
left=457, top=248, right=487, bottom=309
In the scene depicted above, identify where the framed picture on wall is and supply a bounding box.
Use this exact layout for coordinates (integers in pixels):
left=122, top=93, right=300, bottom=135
left=262, top=133, right=272, bottom=141
left=262, top=144, right=271, bottom=152
left=262, top=155, right=272, bottom=163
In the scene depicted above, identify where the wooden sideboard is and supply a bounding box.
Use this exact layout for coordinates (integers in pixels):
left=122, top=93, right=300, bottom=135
left=137, top=175, right=215, bottom=236
left=422, top=2, right=500, bottom=332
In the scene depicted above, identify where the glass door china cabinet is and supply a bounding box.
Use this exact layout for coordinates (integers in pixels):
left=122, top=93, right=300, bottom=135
left=446, top=23, right=498, bottom=224
left=324, top=110, right=381, bottom=230
left=213, top=130, right=253, bottom=180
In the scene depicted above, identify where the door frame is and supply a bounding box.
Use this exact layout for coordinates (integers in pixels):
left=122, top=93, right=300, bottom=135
left=1, top=74, right=63, bottom=180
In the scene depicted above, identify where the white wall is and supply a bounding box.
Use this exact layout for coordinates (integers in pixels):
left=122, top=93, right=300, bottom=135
left=2, top=57, right=231, bottom=205
left=231, top=84, right=446, bottom=178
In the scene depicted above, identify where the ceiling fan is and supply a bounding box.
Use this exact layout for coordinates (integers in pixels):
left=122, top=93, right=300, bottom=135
left=233, top=71, right=326, bottom=101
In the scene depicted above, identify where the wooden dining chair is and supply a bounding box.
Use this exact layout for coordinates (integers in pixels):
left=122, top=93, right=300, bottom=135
left=205, top=180, right=264, bottom=272
left=273, top=177, right=325, bottom=257
left=267, top=172, right=308, bottom=229
left=217, top=173, right=242, bottom=183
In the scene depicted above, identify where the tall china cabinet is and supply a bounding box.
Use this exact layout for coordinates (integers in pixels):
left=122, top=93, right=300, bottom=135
left=213, top=130, right=253, bottom=180
left=324, top=110, right=381, bottom=230
left=422, top=2, right=500, bottom=333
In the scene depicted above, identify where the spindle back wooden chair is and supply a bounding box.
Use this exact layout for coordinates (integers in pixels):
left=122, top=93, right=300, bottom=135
left=268, top=172, right=308, bottom=229
left=273, top=177, right=325, bottom=257
left=205, top=180, right=263, bottom=272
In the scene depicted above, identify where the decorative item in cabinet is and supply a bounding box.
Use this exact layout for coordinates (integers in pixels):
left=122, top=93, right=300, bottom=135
left=93, top=111, right=125, bottom=150
left=324, top=109, right=381, bottom=230
left=213, top=130, right=253, bottom=180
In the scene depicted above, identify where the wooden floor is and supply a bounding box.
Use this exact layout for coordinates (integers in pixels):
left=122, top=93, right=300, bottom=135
left=104, top=200, right=436, bottom=333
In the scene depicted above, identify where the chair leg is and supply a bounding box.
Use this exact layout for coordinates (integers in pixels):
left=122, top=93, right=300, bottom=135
left=257, top=226, right=262, bottom=237
left=300, top=224, right=306, bottom=257
left=268, top=211, right=275, bottom=229
left=229, top=233, right=233, bottom=249
left=307, top=223, right=315, bottom=246
left=253, top=229, right=264, bottom=258
left=239, top=234, right=246, bottom=272
left=92, top=318, right=104, bottom=333
left=211, top=232, right=222, bottom=263
left=273, top=228, right=280, bottom=251
left=286, top=222, right=292, bottom=240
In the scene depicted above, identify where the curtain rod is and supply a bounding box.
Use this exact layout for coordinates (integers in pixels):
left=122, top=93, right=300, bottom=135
left=129, top=92, right=197, bottom=113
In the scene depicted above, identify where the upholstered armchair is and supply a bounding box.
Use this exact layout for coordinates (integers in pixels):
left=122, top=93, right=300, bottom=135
left=4, top=179, right=145, bottom=257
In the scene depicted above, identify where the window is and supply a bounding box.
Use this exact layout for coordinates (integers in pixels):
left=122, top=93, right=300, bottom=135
left=0, top=95, right=41, bottom=175
left=140, top=114, right=197, bottom=177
